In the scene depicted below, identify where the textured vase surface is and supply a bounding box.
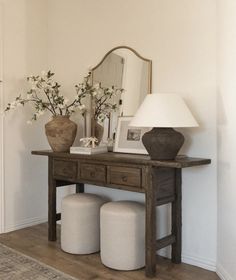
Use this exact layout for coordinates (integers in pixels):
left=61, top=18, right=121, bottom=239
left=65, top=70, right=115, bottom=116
left=45, top=116, right=77, bottom=152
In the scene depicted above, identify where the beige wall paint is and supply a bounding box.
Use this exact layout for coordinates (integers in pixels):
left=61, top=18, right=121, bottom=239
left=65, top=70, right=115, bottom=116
left=217, top=1, right=236, bottom=280
left=47, top=0, right=217, bottom=270
left=1, top=0, right=49, bottom=231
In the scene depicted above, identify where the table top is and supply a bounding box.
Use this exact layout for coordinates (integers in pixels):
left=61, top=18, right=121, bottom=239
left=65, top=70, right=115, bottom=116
left=32, top=150, right=211, bottom=169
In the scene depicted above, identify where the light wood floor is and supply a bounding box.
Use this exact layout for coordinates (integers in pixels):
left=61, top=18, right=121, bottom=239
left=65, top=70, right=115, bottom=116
left=0, top=223, right=219, bottom=280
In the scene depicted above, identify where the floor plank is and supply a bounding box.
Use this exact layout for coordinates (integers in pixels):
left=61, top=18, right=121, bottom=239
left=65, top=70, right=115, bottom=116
left=0, top=223, right=220, bottom=280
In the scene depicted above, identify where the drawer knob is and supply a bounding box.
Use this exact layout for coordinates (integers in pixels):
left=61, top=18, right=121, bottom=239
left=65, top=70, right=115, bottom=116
left=90, top=172, right=95, bottom=178
left=122, top=176, right=127, bottom=182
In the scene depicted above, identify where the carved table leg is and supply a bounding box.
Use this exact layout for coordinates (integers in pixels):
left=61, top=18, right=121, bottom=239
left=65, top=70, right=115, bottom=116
left=171, top=168, right=182, bottom=263
left=76, top=183, right=84, bottom=193
left=48, top=157, right=57, bottom=241
left=145, top=166, right=157, bottom=277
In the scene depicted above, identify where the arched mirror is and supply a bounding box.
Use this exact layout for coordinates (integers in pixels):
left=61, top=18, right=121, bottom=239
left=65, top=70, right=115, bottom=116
left=90, top=46, right=152, bottom=145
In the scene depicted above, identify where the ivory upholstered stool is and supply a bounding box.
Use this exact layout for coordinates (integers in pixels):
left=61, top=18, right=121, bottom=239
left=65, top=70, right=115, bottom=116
left=100, top=201, right=145, bottom=270
left=61, top=193, right=106, bottom=254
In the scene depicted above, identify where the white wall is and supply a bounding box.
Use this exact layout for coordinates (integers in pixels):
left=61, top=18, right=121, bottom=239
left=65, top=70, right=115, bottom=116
left=217, top=1, right=236, bottom=280
left=1, top=0, right=49, bottom=232
left=47, top=0, right=217, bottom=270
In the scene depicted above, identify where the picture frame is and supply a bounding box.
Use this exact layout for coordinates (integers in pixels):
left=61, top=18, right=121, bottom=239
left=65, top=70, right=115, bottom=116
left=114, top=116, right=150, bottom=154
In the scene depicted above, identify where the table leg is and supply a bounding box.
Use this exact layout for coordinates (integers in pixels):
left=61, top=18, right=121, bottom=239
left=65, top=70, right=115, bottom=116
left=145, top=166, right=156, bottom=277
left=48, top=157, right=57, bottom=241
left=76, top=183, right=84, bottom=193
left=171, top=168, right=182, bottom=263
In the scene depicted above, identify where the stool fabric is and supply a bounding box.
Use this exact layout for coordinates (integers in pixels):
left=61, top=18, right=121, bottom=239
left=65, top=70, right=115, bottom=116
left=61, top=193, right=106, bottom=254
left=100, top=201, right=145, bottom=271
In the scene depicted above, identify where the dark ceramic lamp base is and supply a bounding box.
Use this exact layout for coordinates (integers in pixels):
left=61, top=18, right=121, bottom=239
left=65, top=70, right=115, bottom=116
left=142, top=128, right=184, bottom=160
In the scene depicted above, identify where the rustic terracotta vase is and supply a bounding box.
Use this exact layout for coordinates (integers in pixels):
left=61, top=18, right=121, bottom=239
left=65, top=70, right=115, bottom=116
left=45, top=116, right=77, bottom=152
left=94, top=121, right=104, bottom=145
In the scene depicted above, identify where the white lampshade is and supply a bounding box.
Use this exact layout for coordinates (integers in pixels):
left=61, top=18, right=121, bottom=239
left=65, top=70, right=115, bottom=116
left=129, top=93, right=198, bottom=128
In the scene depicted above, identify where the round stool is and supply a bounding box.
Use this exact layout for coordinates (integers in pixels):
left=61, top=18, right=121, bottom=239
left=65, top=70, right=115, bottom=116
left=61, top=193, right=106, bottom=254
left=100, top=201, right=145, bottom=270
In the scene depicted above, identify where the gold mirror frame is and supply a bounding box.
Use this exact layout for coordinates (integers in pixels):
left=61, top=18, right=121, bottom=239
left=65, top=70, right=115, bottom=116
left=89, top=46, right=152, bottom=144
left=91, top=45, right=152, bottom=93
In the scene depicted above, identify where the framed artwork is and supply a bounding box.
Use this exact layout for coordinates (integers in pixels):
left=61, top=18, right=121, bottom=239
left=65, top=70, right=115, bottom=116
left=114, top=116, right=150, bottom=154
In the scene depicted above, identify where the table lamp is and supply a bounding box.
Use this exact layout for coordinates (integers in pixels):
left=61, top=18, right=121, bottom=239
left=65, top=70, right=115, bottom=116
left=129, top=93, right=198, bottom=160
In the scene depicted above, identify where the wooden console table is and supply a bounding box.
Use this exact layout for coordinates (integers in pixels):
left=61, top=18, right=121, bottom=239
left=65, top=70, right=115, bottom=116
left=32, top=150, right=210, bottom=278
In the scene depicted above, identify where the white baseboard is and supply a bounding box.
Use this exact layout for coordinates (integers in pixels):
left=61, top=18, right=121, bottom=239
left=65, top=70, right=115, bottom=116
left=216, top=264, right=235, bottom=280
left=4, top=216, right=47, bottom=233
left=182, top=253, right=216, bottom=272
left=158, top=250, right=216, bottom=272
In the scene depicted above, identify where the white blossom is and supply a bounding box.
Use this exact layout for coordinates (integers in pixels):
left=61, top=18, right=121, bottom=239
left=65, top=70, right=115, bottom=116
left=93, top=83, right=100, bottom=90
left=10, top=102, right=17, bottom=109
left=41, top=70, right=47, bottom=78
left=78, top=104, right=86, bottom=110
left=80, top=84, right=86, bottom=90
left=31, top=83, right=37, bottom=90
left=58, top=104, right=65, bottom=109
left=37, top=110, right=44, bottom=116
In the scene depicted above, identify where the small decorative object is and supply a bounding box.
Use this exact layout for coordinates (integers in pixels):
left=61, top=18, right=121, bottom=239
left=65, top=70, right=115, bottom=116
left=75, top=72, right=124, bottom=144
left=129, top=93, right=199, bottom=160
left=80, top=137, right=98, bottom=148
left=70, top=145, right=108, bottom=155
left=114, top=116, right=150, bottom=154
left=107, top=138, right=114, bottom=152
left=70, top=136, right=107, bottom=155
left=5, top=70, right=87, bottom=152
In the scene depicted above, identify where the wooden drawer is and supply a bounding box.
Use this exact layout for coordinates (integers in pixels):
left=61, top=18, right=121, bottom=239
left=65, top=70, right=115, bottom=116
left=53, top=159, right=78, bottom=180
left=80, top=163, right=106, bottom=183
left=108, top=166, right=141, bottom=188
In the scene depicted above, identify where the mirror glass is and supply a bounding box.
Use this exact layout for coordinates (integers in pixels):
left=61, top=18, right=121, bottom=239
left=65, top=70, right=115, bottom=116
left=91, top=46, right=152, bottom=142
